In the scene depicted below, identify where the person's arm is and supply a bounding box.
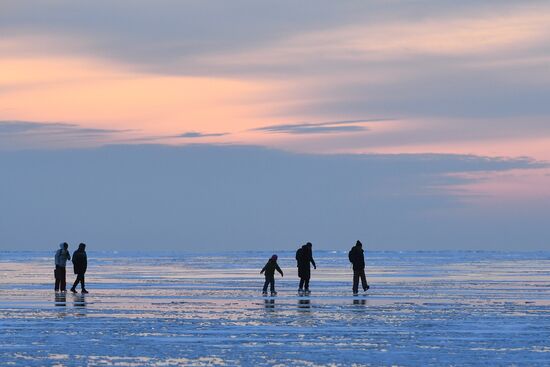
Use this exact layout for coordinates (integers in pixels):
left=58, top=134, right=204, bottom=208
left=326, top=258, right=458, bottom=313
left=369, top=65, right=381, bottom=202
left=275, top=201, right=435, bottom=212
left=55, top=250, right=60, bottom=266
left=66, top=251, right=71, bottom=261
left=276, top=264, right=283, bottom=277
left=260, top=264, right=266, bottom=274
left=311, top=256, right=316, bottom=269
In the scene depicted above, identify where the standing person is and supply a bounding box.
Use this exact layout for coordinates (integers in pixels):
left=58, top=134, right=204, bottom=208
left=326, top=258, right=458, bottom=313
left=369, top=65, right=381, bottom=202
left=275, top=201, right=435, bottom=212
left=348, top=240, right=369, bottom=295
left=70, top=243, right=88, bottom=294
left=296, top=242, right=316, bottom=295
left=54, top=242, right=71, bottom=292
left=260, top=254, right=284, bottom=296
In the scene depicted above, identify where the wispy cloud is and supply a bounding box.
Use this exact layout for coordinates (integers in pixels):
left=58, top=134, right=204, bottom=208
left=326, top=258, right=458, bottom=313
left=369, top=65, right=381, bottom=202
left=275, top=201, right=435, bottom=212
left=0, top=121, right=234, bottom=149
left=177, top=131, right=229, bottom=138
left=254, top=118, right=391, bottom=135
left=0, top=120, right=130, bottom=149
left=0, top=120, right=123, bottom=135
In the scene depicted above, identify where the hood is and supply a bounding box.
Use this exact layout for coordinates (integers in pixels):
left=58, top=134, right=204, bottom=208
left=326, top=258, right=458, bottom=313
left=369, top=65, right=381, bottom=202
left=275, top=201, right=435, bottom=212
left=77, top=243, right=86, bottom=251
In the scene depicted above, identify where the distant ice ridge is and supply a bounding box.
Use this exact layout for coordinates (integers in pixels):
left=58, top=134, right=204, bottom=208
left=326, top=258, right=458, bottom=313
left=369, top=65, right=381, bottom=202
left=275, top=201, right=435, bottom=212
left=0, top=251, right=549, bottom=366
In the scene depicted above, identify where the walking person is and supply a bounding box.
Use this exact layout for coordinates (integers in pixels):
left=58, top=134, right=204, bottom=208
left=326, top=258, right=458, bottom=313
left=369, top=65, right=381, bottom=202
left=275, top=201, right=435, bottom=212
left=348, top=240, right=369, bottom=295
left=70, top=243, right=88, bottom=294
left=296, top=242, right=316, bottom=295
left=260, top=254, right=284, bottom=296
left=54, top=242, right=71, bottom=292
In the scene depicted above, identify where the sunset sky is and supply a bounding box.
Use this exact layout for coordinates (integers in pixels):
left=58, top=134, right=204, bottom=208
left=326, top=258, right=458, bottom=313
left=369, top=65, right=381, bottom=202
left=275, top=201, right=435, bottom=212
left=1, top=1, right=549, bottom=250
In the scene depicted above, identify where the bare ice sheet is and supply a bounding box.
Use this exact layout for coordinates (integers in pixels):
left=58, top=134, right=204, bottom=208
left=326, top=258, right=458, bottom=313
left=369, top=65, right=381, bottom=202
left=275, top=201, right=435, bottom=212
left=0, top=251, right=549, bottom=366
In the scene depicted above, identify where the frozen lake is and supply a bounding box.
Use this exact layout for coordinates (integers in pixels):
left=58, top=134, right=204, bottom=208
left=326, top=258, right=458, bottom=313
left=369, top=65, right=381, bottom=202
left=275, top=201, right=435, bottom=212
left=1, top=250, right=549, bottom=366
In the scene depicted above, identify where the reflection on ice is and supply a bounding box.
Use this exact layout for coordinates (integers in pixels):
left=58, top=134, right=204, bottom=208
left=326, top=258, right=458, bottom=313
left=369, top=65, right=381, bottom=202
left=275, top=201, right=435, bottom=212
left=298, top=298, right=311, bottom=310
left=72, top=294, right=86, bottom=306
left=73, top=294, right=87, bottom=317
left=54, top=293, right=66, bottom=307
left=0, top=250, right=549, bottom=366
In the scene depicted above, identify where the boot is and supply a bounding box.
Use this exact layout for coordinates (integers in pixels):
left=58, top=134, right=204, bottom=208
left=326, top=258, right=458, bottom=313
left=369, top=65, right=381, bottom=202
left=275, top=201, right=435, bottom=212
left=70, top=287, right=77, bottom=293
left=81, top=288, right=89, bottom=294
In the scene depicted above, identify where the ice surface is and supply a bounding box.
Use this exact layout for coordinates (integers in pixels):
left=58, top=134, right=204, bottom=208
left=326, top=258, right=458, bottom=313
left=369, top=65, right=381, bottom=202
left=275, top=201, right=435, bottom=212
left=0, top=251, right=549, bottom=366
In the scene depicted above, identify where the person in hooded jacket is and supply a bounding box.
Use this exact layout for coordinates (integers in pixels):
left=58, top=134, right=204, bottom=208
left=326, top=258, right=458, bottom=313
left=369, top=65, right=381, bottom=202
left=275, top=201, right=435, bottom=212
left=348, top=240, right=369, bottom=295
left=54, top=242, right=71, bottom=292
left=296, top=242, right=316, bottom=294
left=70, top=243, right=88, bottom=294
left=260, top=254, right=284, bottom=295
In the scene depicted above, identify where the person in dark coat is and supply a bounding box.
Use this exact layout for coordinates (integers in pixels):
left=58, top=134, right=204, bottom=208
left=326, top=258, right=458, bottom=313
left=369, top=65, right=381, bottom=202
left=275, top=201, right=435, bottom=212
left=349, top=240, right=369, bottom=294
left=296, top=242, right=316, bottom=294
left=260, top=254, right=284, bottom=295
left=70, top=243, right=88, bottom=294
left=54, top=242, right=71, bottom=292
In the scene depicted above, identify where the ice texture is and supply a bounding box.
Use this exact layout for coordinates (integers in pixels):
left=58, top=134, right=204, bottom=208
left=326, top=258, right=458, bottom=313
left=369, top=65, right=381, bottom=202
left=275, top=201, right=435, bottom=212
left=0, top=250, right=549, bottom=366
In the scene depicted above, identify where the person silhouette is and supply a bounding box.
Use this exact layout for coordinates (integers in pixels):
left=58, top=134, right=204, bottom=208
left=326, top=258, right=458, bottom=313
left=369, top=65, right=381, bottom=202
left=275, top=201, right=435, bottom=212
left=54, top=242, right=71, bottom=292
left=70, top=243, right=88, bottom=294
left=260, top=254, right=283, bottom=296
left=348, top=240, right=369, bottom=295
left=296, top=242, right=316, bottom=295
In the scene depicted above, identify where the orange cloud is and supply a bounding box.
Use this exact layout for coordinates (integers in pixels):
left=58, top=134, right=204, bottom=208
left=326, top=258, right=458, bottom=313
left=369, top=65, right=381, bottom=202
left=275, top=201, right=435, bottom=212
left=0, top=56, right=280, bottom=140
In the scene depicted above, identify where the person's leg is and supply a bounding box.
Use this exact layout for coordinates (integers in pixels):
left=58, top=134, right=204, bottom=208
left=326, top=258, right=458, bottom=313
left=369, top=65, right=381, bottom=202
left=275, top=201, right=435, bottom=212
left=55, top=266, right=60, bottom=291
left=353, top=270, right=359, bottom=294
left=72, top=274, right=83, bottom=291
left=263, top=277, right=269, bottom=293
left=81, top=275, right=87, bottom=292
left=270, top=277, right=275, bottom=293
left=60, top=267, right=67, bottom=291
left=71, top=275, right=79, bottom=292
left=301, top=268, right=310, bottom=291
left=360, top=269, right=368, bottom=291
left=299, top=278, right=305, bottom=290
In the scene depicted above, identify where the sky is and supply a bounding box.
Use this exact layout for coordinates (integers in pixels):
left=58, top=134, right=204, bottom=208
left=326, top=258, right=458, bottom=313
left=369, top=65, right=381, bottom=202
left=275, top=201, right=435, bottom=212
left=0, top=1, right=549, bottom=251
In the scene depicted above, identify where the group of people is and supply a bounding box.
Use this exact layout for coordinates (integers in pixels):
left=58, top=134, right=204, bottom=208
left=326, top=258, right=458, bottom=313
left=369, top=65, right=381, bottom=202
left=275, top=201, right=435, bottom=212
left=260, top=240, right=370, bottom=296
left=54, top=242, right=88, bottom=294
left=54, top=240, right=369, bottom=297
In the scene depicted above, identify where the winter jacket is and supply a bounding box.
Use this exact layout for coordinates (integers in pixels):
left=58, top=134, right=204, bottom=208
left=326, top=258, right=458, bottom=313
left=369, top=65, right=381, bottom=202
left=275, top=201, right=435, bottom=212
left=296, top=246, right=316, bottom=270
left=348, top=245, right=365, bottom=270
left=261, top=259, right=283, bottom=277
left=72, top=246, right=87, bottom=275
left=55, top=244, right=71, bottom=267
